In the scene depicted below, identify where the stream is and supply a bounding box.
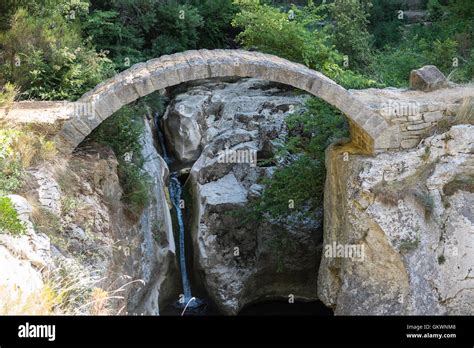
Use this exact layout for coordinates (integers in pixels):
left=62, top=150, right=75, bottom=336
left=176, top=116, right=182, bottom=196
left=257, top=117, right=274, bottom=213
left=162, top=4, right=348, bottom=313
left=169, top=173, right=192, bottom=301
left=155, top=113, right=207, bottom=314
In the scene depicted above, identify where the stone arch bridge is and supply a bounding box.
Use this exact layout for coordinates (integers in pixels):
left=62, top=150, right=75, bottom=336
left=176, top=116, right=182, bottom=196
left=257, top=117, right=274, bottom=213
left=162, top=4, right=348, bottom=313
left=1, top=49, right=472, bottom=154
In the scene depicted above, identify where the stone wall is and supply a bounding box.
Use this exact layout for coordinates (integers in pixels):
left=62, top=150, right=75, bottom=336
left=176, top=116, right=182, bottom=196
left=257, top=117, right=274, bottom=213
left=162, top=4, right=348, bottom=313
left=350, top=84, right=473, bottom=149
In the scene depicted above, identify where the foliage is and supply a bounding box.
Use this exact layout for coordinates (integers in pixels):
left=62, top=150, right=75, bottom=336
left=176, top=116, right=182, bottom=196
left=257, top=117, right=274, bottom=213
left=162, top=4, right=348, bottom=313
left=0, top=128, right=58, bottom=196
left=92, top=105, right=145, bottom=158
left=84, top=0, right=236, bottom=70
left=0, top=196, right=26, bottom=235
left=367, top=0, right=404, bottom=49
left=241, top=98, right=349, bottom=220
left=427, top=0, right=444, bottom=22
left=0, top=130, right=24, bottom=195
left=329, top=0, right=373, bottom=70
left=90, top=102, right=155, bottom=216
left=0, top=159, right=23, bottom=195
left=414, top=190, right=434, bottom=219
left=0, top=6, right=111, bottom=100
left=82, top=10, right=145, bottom=69
left=369, top=35, right=465, bottom=87
left=232, top=0, right=378, bottom=89
left=447, top=0, right=474, bottom=20
left=367, top=0, right=473, bottom=86
left=399, top=237, right=420, bottom=253
left=148, top=3, right=203, bottom=57
left=190, top=0, right=239, bottom=49
left=0, top=82, right=18, bottom=108
left=369, top=46, right=424, bottom=87
left=257, top=155, right=324, bottom=219
left=286, top=97, right=348, bottom=158
left=438, top=254, right=446, bottom=265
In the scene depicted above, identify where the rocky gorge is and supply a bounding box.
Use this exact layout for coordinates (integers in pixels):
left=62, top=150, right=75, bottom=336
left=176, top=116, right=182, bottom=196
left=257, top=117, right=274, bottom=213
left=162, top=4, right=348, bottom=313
left=161, top=78, right=322, bottom=314
left=0, top=77, right=473, bottom=316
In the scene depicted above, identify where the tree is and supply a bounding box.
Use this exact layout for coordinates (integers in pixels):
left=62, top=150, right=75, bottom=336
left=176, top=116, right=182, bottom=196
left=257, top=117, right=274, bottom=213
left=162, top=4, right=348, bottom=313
left=0, top=2, right=111, bottom=100
left=329, top=0, right=373, bottom=70
left=232, top=0, right=377, bottom=88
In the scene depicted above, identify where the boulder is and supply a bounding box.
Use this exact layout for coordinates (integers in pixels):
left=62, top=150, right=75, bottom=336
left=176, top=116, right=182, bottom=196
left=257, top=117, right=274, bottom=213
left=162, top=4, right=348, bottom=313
left=410, top=65, right=448, bottom=92
left=162, top=94, right=210, bottom=164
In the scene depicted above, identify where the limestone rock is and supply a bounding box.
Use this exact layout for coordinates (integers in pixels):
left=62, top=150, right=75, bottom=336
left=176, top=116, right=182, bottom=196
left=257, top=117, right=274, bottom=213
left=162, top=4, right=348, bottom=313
left=410, top=65, right=448, bottom=92
left=0, top=244, right=45, bottom=314
left=162, top=93, right=210, bottom=164
left=31, top=169, right=61, bottom=215
left=319, top=125, right=474, bottom=315
left=130, top=120, right=180, bottom=315
left=163, top=78, right=321, bottom=314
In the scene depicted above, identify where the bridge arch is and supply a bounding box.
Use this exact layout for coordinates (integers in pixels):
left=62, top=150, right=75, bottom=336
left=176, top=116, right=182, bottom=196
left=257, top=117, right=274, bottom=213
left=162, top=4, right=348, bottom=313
left=56, top=49, right=393, bottom=154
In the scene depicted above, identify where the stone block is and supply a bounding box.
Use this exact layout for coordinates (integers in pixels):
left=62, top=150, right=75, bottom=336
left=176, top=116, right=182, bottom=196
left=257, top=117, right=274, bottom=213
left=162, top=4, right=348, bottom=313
left=401, top=138, right=420, bottom=148
left=423, top=111, right=443, bottom=122
left=407, top=122, right=430, bottom=131
left=410, top=65, right=448, bottom=91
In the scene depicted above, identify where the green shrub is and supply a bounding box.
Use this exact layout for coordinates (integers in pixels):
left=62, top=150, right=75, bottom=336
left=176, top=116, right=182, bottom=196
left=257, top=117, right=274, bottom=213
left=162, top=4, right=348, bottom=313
left=0, top=7, right=111, bottom=100
left=286, top=97, right=349, bottom=158
left=0, top=196, right=26, bottom=235
left=232, top=0, right=378, bottom=89
left=414, top=190, right=434, bottom=219
left=148, top=3, right=204, bottom=57
left=258, top=155, right=324, bottom=218
left=82, top=10, right=145, bottom=70
left=368, top=3, right=472, bottom=86
left=438, top=254, right=446, bottom=264
left=118, top=162, right=151, bottom=217
left=0, top=159, right=23, bottom=195
left=191, top=0, right=239, bottom=49
left=368, top=0, right=404, bottom=49
left=329, top=0, right=373, bottom=70
left=399, top=237, right=420, bottom=253
left=0, top=129, right=24, bottom=195
left=0, top=82, right=18, bottom=108
left=237, top=97, right=349, bottom=221
left=92, top=104, right=146, bottom=159
left=89, top=100, right=162, bottom=217
left=428, top=0, right=444, bottom=22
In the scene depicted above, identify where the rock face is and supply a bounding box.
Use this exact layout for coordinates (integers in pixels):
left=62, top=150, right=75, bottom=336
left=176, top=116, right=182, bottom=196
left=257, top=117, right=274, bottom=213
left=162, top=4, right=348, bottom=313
left=0, top=195, right=51, bottom=314
left=0, top=117, right=179, bottom=315
left=128, top=120, right=180, bottom=314
left=319, top=125, right=474, bottom=315
left=163, top=78, right=322, bottom=314
left=162, top=94, right=207, bottom=164
left=410, top=65, right=449, bottom=92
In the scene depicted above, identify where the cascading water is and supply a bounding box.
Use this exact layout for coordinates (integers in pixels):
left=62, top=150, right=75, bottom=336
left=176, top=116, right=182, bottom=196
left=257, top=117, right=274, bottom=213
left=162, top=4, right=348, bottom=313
left=169, top=173, right=192, bottom=301
left=155, top=112, right=204, bottom=313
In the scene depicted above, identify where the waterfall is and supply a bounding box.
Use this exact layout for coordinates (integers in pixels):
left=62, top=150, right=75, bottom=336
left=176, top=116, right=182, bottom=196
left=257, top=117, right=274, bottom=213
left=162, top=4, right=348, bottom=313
left=155, top=113, right=193, bottom=303
left=169, top=173, right=192, bottom=301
